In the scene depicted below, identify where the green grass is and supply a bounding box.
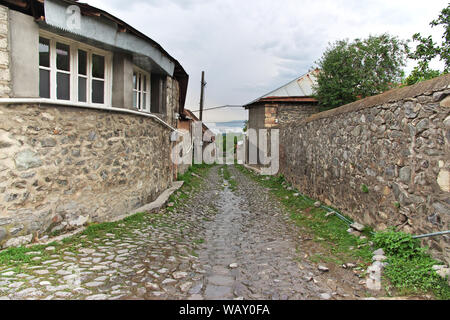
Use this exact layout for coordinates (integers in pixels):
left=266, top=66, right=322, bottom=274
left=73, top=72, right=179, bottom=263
left=193, top=238, right=205, bottom=245
left=373, top=229, right=450, bottom=300
left=361, top=184, right=369, bottom=193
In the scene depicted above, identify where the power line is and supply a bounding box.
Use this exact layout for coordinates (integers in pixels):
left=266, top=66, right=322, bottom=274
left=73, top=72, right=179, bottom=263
left=189, top=105, right=242, bottom=112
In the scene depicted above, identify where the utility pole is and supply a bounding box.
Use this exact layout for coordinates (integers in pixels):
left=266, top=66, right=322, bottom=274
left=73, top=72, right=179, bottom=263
left=199, top=71, right=206, bottom=121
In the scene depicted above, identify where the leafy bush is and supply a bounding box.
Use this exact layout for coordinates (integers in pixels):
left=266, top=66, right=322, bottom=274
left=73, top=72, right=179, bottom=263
left=373, top=228, right=425, bottom=259
left=373, top=228, right=450, bottom=299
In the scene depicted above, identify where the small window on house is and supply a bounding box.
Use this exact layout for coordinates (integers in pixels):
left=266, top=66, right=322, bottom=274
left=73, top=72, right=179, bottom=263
left=39, top=37, right=51, bottom=98
left=132, top=69, right=150, bottom=112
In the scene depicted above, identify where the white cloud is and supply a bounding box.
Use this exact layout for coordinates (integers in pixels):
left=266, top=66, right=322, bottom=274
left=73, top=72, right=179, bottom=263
left=85, top=0, right=448, bottom=121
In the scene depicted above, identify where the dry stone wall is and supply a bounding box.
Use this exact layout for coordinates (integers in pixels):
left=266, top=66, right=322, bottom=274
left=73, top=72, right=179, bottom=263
left=276, top=104, right=319, bottom=124
left=279, top=75, right=450, bottom=263
left=0, top=104, right=174, bottom=247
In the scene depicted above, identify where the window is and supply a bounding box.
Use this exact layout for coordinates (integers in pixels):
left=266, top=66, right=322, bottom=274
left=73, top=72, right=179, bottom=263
left=92, top=54, right=105, bottom=104
left=56, top=42, right=70, bottom=100
left=38, top=32, right=111, bottom=106
left=133, top=69, right=150, bottom=112
left=151, top=74, right=166, bottom=114
left=39, top=37, right=50, bottom=98
left=78, top=49, right=87, bottom=102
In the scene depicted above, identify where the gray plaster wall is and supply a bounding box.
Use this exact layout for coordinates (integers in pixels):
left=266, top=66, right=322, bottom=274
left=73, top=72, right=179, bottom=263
left=9, top=9, right=39, bottom=98
left=112, top=53, right=134, bottom=110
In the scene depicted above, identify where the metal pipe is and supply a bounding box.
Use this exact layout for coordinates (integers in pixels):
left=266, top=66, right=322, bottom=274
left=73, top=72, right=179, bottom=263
left=412, top=230, right=450, bottom=239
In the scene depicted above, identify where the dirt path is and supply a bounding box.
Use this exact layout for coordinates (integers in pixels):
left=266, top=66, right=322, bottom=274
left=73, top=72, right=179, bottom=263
left=0, top=165, right=369, bottom=300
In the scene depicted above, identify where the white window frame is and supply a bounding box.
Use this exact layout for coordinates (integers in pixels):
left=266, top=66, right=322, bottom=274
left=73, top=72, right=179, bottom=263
left=39, top=30, right=113, bottom=107
left=133, top=67, right=151, bottom=112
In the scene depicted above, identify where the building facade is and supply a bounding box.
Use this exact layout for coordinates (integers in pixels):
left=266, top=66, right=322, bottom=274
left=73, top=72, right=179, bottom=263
left=244, top=70, right=320, bottom=165
left=0, top=0, right=189, bottom=247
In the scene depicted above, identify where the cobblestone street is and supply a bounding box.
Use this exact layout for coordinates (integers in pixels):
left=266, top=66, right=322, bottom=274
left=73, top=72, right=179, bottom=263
left=0, top=165, right=370, bottom=300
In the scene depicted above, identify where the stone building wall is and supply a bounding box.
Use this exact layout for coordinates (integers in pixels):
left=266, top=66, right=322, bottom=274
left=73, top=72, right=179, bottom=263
left=279, top=74, right=450, bottom=263
left=277, top=104, right=320, bottom=124
left=0, top=104, right=174, bottom=248
left=247, top=103, right=320, bottom=166
left=0, top=5, right=10, bottom=98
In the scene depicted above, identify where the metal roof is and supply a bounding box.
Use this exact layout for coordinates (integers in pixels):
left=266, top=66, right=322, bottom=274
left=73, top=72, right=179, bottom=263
left=244, top=69, right=319, bottom=108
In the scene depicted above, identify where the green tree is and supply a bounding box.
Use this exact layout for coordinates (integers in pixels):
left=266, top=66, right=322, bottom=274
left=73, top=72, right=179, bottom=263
left=407, top=3, right=450, bottom=85
left=314, top=34, right=408, bottom=109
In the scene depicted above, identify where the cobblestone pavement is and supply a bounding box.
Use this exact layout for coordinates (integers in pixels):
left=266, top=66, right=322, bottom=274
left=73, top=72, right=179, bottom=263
left=0, top=165, right=366, bottom=300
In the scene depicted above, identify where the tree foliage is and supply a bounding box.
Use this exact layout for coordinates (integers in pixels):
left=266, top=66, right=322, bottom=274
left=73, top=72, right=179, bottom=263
left=407, top=3, right=450, bottom=84
left=314, top=34, right=408, bottom=109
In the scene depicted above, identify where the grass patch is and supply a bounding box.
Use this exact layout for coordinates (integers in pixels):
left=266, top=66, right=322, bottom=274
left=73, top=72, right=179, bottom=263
left=0, top=242, right=58, bottom=268
left=373, top=229, right=450, bottom=300
left=361, top=184, right=369, bottom=193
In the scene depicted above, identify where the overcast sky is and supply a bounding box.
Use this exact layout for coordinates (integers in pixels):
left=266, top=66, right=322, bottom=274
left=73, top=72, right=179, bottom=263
left=86, top=0, right=448, bottom=122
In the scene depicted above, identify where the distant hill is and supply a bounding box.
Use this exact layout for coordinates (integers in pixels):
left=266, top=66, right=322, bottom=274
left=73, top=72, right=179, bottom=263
left=204, top=120, right=246, bottom=134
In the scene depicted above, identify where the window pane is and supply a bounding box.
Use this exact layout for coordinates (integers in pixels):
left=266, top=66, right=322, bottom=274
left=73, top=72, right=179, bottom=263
left=143, top=93, right=147, bottom=110
left=143, top=75, right=147, bottom=92
left=92, top=54, right=105, bottom=79
left=39, top=69, right=50, bottom=98
left=78, top=77, right=87, bottom=102
left=138, top=73, right=141, bottom=91
left=78, top=50, right=87, bottom=75
left=133, top=91, right=137, bottom=108
left=92, top=79, right=104, bottom=104
left=57, top=72, right=70, bottom=100
left=39, top=37, right=50, bottom=68
left=133, top=73, right=137, bottom=90
left=56, top=42, right=70, bottom=71
left=138, top=91, right=141, bottom=109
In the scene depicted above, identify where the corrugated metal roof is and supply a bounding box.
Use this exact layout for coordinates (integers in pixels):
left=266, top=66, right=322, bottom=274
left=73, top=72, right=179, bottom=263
left=244, top=69, right=319, bottom=107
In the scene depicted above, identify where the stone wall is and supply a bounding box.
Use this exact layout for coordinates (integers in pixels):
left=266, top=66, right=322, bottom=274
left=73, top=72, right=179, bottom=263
left=279, top=74, right=450, bottom=263
left=277, top=104, right=320, bottom=124
left=0, top=5, right=10, bottom=98
left=0, top=104, right=174, bottom=248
